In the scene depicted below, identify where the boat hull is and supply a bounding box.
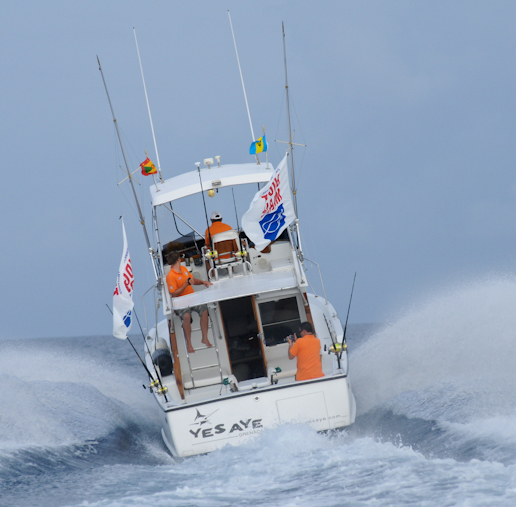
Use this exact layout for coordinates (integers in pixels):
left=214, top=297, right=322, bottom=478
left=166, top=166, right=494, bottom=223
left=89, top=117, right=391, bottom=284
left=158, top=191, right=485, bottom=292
left=159, top=374, right=355, bottom=457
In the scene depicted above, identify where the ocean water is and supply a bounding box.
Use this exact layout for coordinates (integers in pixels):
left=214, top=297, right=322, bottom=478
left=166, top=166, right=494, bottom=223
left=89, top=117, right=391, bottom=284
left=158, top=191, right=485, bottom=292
left=2, top=275, right=516, bottom=506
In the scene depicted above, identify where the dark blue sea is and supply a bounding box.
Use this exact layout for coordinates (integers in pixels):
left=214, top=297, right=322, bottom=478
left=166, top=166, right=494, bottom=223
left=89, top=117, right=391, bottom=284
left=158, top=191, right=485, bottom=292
left=2, top=276, right=516, bottom=506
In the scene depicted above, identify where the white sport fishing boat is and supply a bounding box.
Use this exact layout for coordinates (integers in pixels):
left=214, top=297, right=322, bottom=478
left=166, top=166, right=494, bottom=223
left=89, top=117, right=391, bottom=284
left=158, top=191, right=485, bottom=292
left=144, top=158, right=356, bottom=457
left=102, top=25, right=356, bottom=458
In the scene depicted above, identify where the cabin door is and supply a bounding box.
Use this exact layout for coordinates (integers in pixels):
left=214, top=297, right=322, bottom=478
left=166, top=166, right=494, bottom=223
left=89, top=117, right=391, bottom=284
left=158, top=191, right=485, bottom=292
left=219, top=296, right=266, bottom=381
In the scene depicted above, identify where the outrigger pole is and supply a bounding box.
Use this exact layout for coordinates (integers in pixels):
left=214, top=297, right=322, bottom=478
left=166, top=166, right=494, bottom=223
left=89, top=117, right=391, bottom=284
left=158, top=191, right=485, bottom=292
left=228, top=10, right=260, bottom=164
left=282, top=22, right=297, bottom=217
left=133, top=28, right=164, bottom=184
left=278, top=24, right=306, bottom=259
left=97, top=56, right=159, bottom=280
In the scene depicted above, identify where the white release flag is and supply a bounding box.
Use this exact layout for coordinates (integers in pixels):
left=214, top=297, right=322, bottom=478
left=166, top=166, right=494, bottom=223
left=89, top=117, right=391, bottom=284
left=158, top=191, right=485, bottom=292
left=242, top=153, right=296, bottom=251
left=113, top=221, right=134, bottom=340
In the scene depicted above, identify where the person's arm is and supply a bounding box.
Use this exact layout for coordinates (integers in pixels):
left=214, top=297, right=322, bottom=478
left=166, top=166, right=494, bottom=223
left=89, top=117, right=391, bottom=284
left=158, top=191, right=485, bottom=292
left=191, top=277, right=212, bottom=288
left=287, top=334, right=298, bottom=360
left=169, top=278, right=190, bottom=298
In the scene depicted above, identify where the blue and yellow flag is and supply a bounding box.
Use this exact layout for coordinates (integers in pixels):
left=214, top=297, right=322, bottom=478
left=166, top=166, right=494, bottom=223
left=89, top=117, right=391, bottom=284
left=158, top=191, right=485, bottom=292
left=250, top=135, right=268, bottom=155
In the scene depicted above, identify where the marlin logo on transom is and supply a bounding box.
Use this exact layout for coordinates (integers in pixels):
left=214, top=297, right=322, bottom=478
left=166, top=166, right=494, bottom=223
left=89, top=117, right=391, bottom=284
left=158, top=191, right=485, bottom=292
left=190, top=408, right=219, bottom=427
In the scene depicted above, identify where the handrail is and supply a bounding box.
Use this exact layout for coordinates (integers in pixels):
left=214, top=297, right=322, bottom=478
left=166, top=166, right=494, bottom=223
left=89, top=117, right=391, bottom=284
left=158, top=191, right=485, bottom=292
left=303, top=257, right=328, bottom=305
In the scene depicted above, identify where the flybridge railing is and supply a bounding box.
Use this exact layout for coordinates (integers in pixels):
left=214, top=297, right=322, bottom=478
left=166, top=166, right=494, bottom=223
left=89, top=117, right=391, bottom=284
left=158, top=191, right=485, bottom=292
left=302, top=258, right=328, bottom=305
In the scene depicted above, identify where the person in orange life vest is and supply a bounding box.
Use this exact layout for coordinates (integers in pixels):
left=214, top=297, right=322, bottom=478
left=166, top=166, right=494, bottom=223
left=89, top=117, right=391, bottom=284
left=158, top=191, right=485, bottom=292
left=166, top=251, right=213, bottom=354
left=287, top=321, right=324, bottom=381
left=205, top=211, right=233, bottom=250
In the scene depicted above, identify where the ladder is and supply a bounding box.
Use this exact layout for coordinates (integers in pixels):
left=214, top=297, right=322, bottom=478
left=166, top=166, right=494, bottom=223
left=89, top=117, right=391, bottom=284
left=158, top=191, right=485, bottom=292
left=183, top=306, right=224, bottom=389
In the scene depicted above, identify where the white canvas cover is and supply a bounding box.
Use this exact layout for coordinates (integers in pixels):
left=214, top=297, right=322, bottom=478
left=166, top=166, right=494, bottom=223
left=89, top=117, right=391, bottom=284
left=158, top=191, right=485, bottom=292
left=241, top=153, right=295, bottom=251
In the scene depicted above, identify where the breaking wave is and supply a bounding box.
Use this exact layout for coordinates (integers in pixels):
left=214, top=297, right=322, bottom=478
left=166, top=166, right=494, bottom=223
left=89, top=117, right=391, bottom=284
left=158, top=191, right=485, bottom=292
left=351, top=274, right=516, bottom=464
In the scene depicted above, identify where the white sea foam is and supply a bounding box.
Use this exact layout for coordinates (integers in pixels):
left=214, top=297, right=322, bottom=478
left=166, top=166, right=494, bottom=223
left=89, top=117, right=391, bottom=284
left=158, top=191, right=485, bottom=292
left=352, top=274, right=516, bottom=420
left=56, top=426, right=516, bottom=507
left=0, top=341, right=157, bottom=450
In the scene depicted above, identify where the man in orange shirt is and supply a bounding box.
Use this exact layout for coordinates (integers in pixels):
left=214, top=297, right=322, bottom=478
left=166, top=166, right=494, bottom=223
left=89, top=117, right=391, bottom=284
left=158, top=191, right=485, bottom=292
left=287, top=322, right=324, bottom=381
left=205, top=211, right=232, bottom=249
left=166, top=251, right=213, bottom=354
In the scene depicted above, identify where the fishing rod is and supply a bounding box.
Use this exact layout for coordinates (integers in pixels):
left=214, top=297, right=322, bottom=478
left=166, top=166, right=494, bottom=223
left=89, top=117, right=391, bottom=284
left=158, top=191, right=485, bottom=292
left=133, top=307, right=169, bottom=402
left=231, top=187, right=246, bottom=255
left=106, top=304, right=168, bottom=401
left=339, top=272, right=356, bottom=362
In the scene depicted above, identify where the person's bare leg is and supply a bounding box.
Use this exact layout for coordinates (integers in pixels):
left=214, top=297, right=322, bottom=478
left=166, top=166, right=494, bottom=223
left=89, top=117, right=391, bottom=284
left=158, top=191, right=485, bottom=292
left=200, top=310, right=212, bottom=347
left=183, top=313, right=195, bottom=353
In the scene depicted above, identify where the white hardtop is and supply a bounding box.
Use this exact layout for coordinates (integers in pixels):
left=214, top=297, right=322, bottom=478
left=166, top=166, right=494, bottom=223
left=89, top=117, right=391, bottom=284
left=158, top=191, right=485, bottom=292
left=150, top=162, right=275, bottom=207
left=166, top=269, right=299, bottom=311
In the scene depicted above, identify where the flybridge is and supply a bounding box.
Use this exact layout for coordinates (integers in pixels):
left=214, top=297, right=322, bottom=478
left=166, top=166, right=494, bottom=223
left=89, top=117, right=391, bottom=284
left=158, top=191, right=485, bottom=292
left=150, top=162, right=275, bottom=207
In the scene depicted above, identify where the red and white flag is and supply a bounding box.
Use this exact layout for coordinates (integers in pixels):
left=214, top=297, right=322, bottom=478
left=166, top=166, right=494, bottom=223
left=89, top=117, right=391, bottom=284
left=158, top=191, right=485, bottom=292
left=242, top=152, right=296, bottom=251
left=113, top=221, right=134, bottom=340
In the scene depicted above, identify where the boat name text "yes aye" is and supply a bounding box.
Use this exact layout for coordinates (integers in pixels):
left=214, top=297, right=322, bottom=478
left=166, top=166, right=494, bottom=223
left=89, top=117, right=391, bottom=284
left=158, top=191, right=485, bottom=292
left=189, top=419, right=263, bottom=439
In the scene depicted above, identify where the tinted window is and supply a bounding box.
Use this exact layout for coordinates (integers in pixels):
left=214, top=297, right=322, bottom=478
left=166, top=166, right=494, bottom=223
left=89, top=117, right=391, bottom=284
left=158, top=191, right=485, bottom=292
left=259, top=297, right=301, bottom=346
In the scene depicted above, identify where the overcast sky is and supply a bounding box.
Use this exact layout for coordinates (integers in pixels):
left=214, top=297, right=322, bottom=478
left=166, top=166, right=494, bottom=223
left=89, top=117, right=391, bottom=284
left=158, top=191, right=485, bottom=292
left=2, top=1, right=516, bottom=339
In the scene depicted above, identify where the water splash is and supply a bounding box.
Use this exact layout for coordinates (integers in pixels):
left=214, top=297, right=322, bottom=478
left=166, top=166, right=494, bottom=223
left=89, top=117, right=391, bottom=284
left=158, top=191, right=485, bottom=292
left=352, top=274, right=516, bottom=421
left=0, top=339, right=159, bottom=451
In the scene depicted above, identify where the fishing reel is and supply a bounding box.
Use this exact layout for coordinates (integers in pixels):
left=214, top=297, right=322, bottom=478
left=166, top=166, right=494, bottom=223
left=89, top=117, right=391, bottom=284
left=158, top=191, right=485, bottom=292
left=148, top=379, right=168, bottom=396
left=235, top=249, right=248, bottom=259
left=205, top=250, right=218, bottom=259
left=329, top=342, right=347, bottom=354
left=156, top=386, right=168, bottom=396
